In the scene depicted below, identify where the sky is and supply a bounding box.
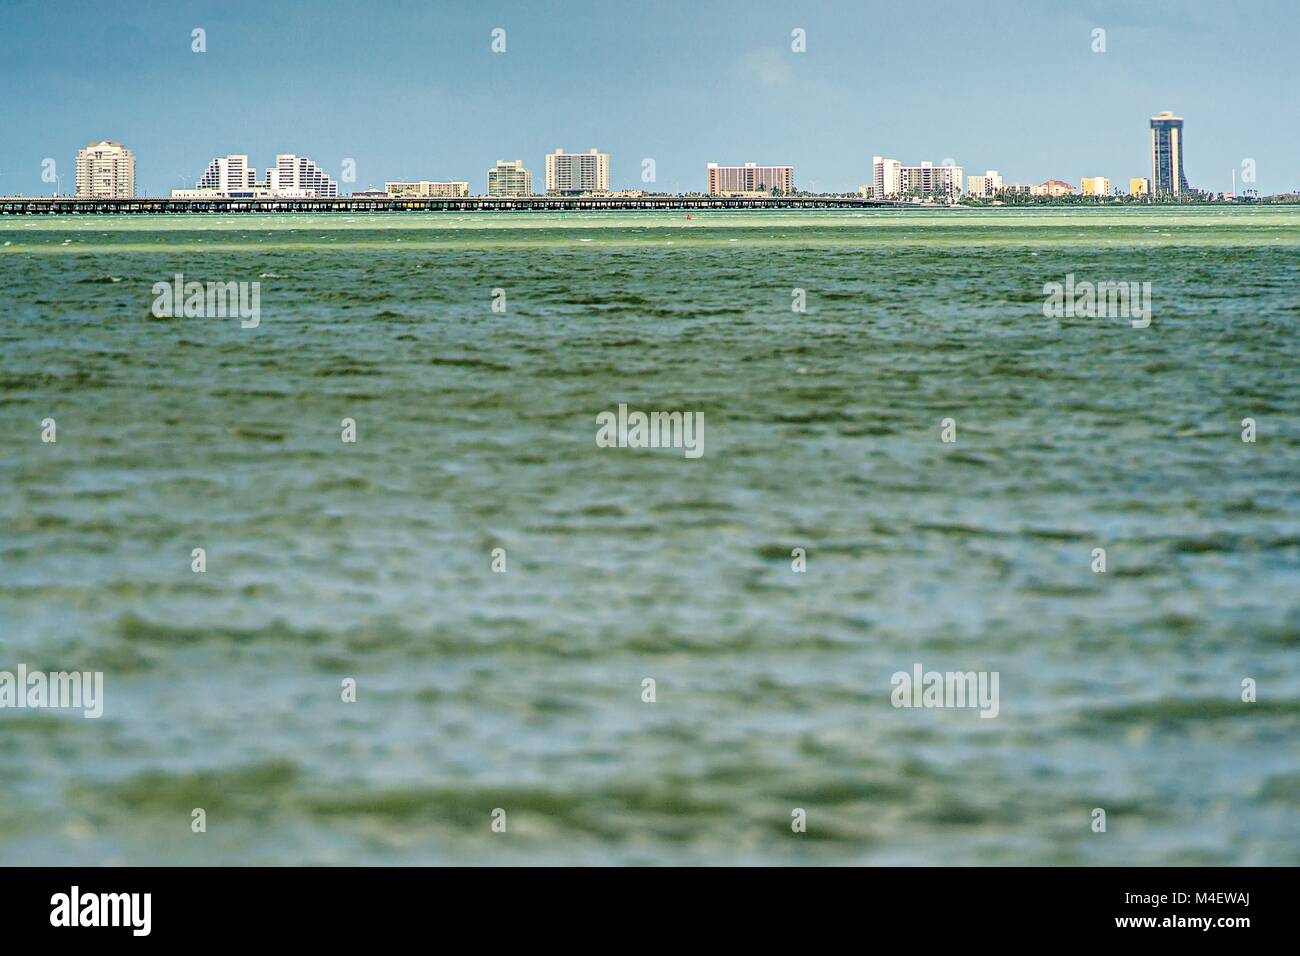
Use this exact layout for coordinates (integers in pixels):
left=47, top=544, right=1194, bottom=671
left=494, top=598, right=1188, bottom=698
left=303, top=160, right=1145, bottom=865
left=1, top=0, right=1296, bottom=196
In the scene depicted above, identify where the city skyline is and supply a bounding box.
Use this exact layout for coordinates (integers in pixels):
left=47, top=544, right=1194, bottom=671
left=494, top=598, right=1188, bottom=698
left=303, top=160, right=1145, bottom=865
left=1, top=0, right=1296, bottom=197
left=19, top=107, right=1279, bottom=203
left=54, top=109, right=1254, bottom=203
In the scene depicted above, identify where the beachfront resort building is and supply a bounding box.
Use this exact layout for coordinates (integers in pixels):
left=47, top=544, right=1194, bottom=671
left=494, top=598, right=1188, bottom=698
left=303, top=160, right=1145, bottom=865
left=1080, top=177, right=1111, bottom=196
left=907, top=162, right=963, bottom=199
left=487, top=160, right=533, bottom=196
left=385, top=181, right=470, bottom=198
left=268, top=154, right=338, bottom=198
left=195, top=155, right=258, bottom=193
left=1130, top=178, right=1151, bottom=197
left=873, top=157, right=964, bottom=200
left=1150, top=111, right=1189, bottom=196
left=545, top=149, right=609, bottom=195
left=706, top=162, right=795, bottom=196
left=872, top=157, right=963, bottom=200
left=171, top=154, right=339, bottom=199
left=966, top=170, right=1004, bottom=198
left=75, top=141, right=135, bottom=198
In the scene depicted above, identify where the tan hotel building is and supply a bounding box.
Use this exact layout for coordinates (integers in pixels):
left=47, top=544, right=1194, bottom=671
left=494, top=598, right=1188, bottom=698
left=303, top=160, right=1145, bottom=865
left=75, top=141, right=135, bottom=198
left=707, top=162, right=795, bottom=196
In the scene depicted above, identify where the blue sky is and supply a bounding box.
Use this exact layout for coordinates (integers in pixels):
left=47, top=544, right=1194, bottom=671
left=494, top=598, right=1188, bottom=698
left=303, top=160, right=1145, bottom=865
left=1, top=0, right=1295, bottom=196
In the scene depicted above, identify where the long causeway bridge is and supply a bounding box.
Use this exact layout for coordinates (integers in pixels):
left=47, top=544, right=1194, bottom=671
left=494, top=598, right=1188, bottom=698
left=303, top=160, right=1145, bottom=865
left=0, top=195, right=924, bottom=215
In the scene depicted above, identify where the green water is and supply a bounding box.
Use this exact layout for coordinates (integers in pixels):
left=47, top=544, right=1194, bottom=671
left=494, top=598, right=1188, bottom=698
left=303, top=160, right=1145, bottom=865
left=1, top=207, right=1297, bottom=864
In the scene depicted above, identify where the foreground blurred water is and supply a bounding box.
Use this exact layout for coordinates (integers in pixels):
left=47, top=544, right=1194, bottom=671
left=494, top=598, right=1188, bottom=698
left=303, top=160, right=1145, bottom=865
left=1, top=207, right=1297, bottom=864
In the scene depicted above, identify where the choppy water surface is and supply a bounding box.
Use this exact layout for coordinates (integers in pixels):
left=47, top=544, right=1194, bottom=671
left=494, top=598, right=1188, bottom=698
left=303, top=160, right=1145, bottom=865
left=1, top=207, right=1297, bottom=864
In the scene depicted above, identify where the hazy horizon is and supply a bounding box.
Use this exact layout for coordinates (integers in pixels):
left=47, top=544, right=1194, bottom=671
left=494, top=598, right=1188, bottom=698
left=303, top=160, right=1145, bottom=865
left=1, top=0, right=1297, bottom=196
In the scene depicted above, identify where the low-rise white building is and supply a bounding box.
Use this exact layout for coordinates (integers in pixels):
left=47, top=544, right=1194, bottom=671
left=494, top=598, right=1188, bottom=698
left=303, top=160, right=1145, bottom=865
left=385, top=181, right=470, bottom=198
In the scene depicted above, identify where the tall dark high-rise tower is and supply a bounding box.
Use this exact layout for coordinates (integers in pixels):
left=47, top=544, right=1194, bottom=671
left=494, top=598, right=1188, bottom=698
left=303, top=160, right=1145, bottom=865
left=1150, top=112, right=1190, bottom=196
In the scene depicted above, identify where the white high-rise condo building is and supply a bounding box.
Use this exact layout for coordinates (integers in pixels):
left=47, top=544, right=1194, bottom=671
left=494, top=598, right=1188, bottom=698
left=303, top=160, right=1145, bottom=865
left=268, top=155, right=339, bottom=198
left=966, top=170, right=1003, bottom=198
left=196, top=155, right=258, bottom=193
left=487, top=160, right=533, bottom=196
left=904, top=163, right=963, bottom=199
left=872, top=157, right=901, bottom=199
left=545, top=149, right=609, bottom=195
left=75, top=141, right=135, bottom=198
left=873, top=156, right=963, bottom=200
left=706, top=163, right=795, bottom=195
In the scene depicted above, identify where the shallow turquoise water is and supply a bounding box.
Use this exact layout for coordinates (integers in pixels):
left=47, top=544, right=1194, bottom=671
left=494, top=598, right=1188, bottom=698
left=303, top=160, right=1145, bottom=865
left=1, top=207, right=1297, bottom=864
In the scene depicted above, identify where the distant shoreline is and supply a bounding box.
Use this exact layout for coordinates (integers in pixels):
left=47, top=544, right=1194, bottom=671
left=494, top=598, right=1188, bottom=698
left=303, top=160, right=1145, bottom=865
left=1, top=195, right=904, bottom=216
left=1, top=195, right=1291, bottom=216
